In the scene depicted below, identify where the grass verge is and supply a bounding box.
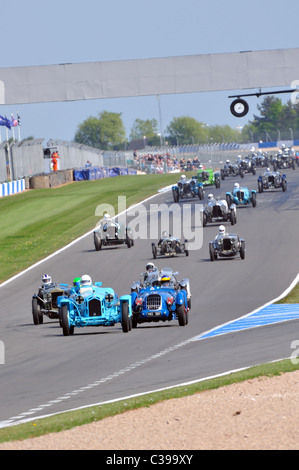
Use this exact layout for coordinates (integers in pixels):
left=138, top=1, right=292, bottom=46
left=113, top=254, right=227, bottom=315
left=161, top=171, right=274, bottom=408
left=0, top=173, right=177, bottom=283
left=0, top=358, right=298, bottom=443
left=275, top=282, right=299, bottom=304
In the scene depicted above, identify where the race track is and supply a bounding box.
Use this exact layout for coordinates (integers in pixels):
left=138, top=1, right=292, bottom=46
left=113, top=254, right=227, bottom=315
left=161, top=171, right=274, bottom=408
left=0, top=168, right=298, bottom=427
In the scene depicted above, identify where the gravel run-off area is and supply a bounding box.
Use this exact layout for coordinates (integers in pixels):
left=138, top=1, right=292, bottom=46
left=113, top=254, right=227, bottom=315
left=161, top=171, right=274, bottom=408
left=1, top=370, right=299, bottom=450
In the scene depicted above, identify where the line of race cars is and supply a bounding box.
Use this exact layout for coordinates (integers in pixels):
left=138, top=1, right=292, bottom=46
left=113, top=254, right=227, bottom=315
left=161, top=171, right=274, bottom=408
left=32, top=145, right=294, bottom=335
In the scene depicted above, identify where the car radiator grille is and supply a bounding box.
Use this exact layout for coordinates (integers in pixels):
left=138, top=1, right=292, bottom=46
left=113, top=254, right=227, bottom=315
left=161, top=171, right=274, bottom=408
left=212, top=205, right=222, bottom=217
left=236, top=190, right=244, bottom=201
left=146, top=294, right=162, bottom=310
left=51, top=292, right=60, bottom=308
left=88, top=299, right=102, bottom=317
left=223, top=238, right=232, bottom=250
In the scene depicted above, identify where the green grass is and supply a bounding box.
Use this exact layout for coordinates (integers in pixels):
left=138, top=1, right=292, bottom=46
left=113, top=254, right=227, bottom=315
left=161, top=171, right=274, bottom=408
left=0, top=358, right=298, bottom=444
left=0, top=173, right=177, bottom=283
left=275, top=282, right=299, bottom=304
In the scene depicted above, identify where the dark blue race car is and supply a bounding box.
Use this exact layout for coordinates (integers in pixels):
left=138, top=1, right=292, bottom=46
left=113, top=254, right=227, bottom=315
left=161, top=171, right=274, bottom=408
left=130, top=267, right=191, bottom=327
left=172, top=175, right=204, bottom=201
left=257, top=169, right=287, bottom=192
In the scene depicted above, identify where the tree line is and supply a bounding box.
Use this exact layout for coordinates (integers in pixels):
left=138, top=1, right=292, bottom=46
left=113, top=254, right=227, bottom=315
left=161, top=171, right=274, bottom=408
left=74, top=96, right=299, bottom=150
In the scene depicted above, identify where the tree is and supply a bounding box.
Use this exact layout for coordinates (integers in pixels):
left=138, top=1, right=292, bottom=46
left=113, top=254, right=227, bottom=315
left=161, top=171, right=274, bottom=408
left=166, top=116, right=207, bottom=145
left=129, top=118, right=160, bottom=146
left=74, top=111, right=126, bottom=150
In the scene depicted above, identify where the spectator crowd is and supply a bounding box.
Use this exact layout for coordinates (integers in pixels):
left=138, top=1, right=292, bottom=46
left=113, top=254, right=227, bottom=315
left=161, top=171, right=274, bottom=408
left=133, top=150, right=201, bottom=173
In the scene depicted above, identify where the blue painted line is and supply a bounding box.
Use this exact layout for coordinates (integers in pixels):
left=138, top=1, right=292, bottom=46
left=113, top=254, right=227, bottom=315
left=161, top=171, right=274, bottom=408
left=196, top=304, right=299, bottom=340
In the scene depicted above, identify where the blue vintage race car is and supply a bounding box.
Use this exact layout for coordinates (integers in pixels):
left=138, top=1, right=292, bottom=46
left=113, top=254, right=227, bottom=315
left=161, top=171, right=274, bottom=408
left=226, top=185, right=257, bottom=207
left=172, top=175, right=204, bottom=201
left=130, top=267, right=190, bottom=327
left=57, top=278, right=132, bottom=336
left=257, top=169, right=287, bottom=192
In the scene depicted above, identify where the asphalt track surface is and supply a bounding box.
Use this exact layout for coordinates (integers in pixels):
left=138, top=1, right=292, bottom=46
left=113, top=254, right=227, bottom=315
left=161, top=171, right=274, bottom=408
left=0, top=168, right=298, bottom=427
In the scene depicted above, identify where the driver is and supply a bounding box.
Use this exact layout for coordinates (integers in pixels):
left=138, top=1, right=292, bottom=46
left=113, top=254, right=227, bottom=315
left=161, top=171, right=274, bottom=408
left=80, top=274, right=93, bottom=293
left=72, top=277, right=81, bottom=293
left=144, top=262, right=158, bottom=281
left=41, top=274, right=53, bottom=288
left=215, top=225, right=227, bottom=240
left=161, top=276, right=171, bottom=287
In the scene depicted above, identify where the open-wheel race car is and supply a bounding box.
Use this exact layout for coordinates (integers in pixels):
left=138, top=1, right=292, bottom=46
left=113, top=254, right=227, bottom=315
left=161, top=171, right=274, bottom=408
left=172, top=175, right=204, bottom=201
left=257, top=169, right=287, bottom=192
left=226, top=183, right=257, bottom=207
left=32, top=276, right=70, bottom=325
left=130, top=267, right=190, bottom=327
left=93, top=215, right=134, bottom=250
left=272, top=149, right=296, bottom=171
left=197, top=167, right=221, bottom=188
left=209, top=227, right=245, bottom=261
left=221, top=160, right=244, bottom=179
left=57, top=275, right=133, bottom=336
left=151, top=232, right=189, bottom=258
left=202, top=194, right=237, bottom=227
left=236, top=155, right=256, bottom=175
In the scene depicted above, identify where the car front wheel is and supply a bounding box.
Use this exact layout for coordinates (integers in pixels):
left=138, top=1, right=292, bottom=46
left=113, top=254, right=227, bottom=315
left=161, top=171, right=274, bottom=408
left=32, top=298, right=43, bottom=325
left=61, top=305, right=73, bottom=336
left=121, top=302, right=130, bottom=333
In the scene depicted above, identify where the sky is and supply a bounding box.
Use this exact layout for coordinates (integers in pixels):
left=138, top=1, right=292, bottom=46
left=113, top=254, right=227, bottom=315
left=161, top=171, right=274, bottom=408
left=1, top=0, right=299, bottom=146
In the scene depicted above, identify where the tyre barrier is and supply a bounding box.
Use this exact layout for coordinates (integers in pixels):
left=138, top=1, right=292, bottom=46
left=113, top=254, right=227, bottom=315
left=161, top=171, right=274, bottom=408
left=29, top=170, right=73, bottom=189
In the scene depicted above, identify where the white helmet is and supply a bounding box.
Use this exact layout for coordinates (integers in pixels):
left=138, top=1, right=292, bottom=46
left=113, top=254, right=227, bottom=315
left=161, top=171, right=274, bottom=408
left=199, top=164, right=204, bottom=169
left=42, top=274, right=52, bottom=285
left=234, top=183, right=240, bottom=189
left=218, top=225, right=226, bottom=235
left=181, top=174, right=186, bottom=179
left=103, top=213, right=110, bottom=219
left=208, top=193, right=214, bottom=200
left=146, top=262, right=155, bottom=272
left=81, top=274, right=92, bottom=287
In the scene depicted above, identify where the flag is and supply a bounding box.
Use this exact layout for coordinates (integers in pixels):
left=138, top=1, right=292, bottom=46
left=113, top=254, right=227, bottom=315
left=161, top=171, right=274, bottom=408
left=11, top=114, right=18, bottom=127
left=0, top=115, right=12, bottom=129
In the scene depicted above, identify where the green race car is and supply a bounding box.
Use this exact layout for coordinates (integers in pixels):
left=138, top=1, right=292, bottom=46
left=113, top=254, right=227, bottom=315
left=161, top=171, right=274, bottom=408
left=197, top=167, right=221, bottom=188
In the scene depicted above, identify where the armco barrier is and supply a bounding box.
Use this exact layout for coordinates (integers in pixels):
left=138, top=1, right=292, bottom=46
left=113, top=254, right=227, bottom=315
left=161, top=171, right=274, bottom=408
left=0, top=179, right=25, bottom=197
